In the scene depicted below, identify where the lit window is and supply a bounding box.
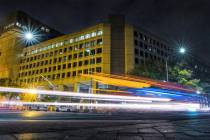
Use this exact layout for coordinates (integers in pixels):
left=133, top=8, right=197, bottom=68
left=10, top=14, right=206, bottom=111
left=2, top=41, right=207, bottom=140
left=91, top=32, right=97, bottom=37
left=80, top=35, right=85, bottom=40
left=97, top=30, right=103, bottom=36
left=85, top=34, right=90, bottom=39
left=70, top=39, right=74, bottom=43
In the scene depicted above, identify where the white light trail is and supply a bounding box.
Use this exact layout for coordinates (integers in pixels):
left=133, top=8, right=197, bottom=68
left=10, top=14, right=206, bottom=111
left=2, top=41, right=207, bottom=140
left=0, top=101, right=200, bottom=112
left=0, top=86, right=171, bottom=102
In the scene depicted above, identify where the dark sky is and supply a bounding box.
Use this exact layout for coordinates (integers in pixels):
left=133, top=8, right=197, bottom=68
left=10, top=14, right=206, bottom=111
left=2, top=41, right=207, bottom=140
left=0, top=0, right=210, bottom=64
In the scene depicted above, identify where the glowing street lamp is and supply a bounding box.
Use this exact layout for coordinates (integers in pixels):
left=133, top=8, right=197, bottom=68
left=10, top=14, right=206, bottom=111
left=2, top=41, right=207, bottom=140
left=24, top=32, right=34, bottom=40
left=179, top=47, right=186, bottom=54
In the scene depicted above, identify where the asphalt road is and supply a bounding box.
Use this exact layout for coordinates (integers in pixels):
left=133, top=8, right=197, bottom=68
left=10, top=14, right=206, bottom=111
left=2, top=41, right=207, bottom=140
left=1, top=111, right=210, bottom=140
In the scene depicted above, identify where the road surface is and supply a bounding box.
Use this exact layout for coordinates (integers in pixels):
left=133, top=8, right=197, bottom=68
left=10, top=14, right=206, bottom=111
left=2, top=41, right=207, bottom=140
left=0, top=111, right=210, bottom=140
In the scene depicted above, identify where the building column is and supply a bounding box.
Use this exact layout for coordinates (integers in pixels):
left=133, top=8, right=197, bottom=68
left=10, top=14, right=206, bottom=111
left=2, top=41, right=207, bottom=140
left=73, top=83, right=79, bottom=92
left=92, top=81, right=97, bottom=94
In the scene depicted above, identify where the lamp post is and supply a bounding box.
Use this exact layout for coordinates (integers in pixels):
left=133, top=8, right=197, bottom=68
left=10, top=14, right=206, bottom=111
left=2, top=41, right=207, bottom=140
left=165, top=47, right=186, bottom=82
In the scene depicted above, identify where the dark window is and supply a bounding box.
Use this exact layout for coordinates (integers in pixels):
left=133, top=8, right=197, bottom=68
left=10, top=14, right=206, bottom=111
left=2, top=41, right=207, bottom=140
left=79, top=52, right=83, bottom=58
left=84, top=60, right=89, bottom=65
left=135, top=48, right=139, bottom=55
left=73, top=62, right=77, bottom=67
left=78, top=70, right=82, bottom=75
left=134, top=31, right=138, bottom=37
left=96, top=67, right=102, bottom=73
left=50, top=52, right=53, bottom=56
left=52, top=74, right=55, bottom=80
left=90, top=58, right=95, bottom=64
left=67, top=72, right=71, bottom=77
left=54, top=50, right=58, bottom=55
left=68, top=47, right=72, bottom=52
left=63, top=64, right=66, bottom=69
left=53, top=66, right=56, bottom=71
left=68, top=55, right=72, bottom=60
left=79, top=61, right=83, bottom=66
left=140, top=51, right=144, bottom=57
left=58, top=57, right=62, bottom=62
left=144, top=44, right=148, bottom=50
left=57, top=74, right=60, bottom=79
left=45, top=60, right=48, bottom=65
left=96, top=57, right=102, bottom=63
left=49, top=59, right=52, bottom=64
left=62, top=73, right=65, bottom=78
left=139, top=41, right=143, bottom=47
left=68, top=63, right=71, bottom=68
left=58, top=65, right=61, bottom=70
left=73, top=54, right=77, bottom=59
left=135, top=58, right=139, bottom=64
left=63, top=56, right=67, bottom=62
left=54, top=58, right=57, bottom=63
left=41, top=61, right=44, bottom=66
left=91, top=49, right=95, bottom=55
left=48, top=67, right=51, bottom=72
left=97, top=48, right=102, bottom=54
left=72, top=71, right=76, bottom=77
left=145, top=53, right=148, bottom=58
left=134, top=40, right=138, bottom=46
left=83, top=69, right=88, bottom=74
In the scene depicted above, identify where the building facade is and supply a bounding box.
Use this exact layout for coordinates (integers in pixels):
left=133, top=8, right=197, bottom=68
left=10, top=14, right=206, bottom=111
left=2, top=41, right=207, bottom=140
left=0, top=11, right=61, bottom=86
left=18, top=15, right=171, bottom=92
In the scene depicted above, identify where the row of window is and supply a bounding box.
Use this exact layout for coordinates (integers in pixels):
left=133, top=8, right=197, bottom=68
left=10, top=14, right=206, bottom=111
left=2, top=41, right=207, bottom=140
left=135, top=56, right=165, bottom=65
left=134, top=48, right=167, bottom=58
left=27, top=30, right=103, bottom=55
left=21, top=47, right=102, bottom=63
left=134, top=31, right=168, bottom=48
left=134, top=40, right=170, bottom=52
left=19, top=67, right=102, bottom=83
left=20, top=57, right=102, bottom=71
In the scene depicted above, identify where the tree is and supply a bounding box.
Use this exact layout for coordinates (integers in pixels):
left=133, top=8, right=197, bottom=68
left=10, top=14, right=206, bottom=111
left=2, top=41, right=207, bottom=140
left=169, top=62, right=201, bottom=90
left=130, top=60, right=201, bottom=90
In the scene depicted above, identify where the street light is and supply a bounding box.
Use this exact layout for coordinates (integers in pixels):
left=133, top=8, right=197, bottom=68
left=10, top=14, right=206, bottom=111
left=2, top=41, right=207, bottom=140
left=179, top=47, right=186, bottom=54
left=165, top=47, right=186, bottom=82
left=24, top=32, right=34, bottom=40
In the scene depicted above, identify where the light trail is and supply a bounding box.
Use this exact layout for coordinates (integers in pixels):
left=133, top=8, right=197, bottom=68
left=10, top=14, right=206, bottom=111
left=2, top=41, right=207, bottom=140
left=0, top=101, right=200, bottom=111
left=0, top=86, right=171, bottom=102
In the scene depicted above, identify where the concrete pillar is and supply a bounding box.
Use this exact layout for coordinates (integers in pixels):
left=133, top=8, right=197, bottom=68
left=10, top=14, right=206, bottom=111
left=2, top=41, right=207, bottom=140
left=92, top=81, right=97, bottom=94
left=73, top=83, right=79, bottom=92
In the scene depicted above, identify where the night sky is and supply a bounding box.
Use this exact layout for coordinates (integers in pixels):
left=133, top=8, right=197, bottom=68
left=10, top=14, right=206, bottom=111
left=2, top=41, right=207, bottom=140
left=0, top=0, right=210, bottom=64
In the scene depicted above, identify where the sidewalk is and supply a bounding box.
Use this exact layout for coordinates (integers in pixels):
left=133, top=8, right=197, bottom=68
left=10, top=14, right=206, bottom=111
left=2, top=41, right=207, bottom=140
left=1, top=119, right=210, bottom=140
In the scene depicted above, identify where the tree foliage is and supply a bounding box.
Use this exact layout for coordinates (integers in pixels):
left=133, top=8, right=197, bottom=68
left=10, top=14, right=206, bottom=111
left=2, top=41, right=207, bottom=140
left=169, top=62, right=200, bottom=89
left=130, top=60, right=201, bottom=90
